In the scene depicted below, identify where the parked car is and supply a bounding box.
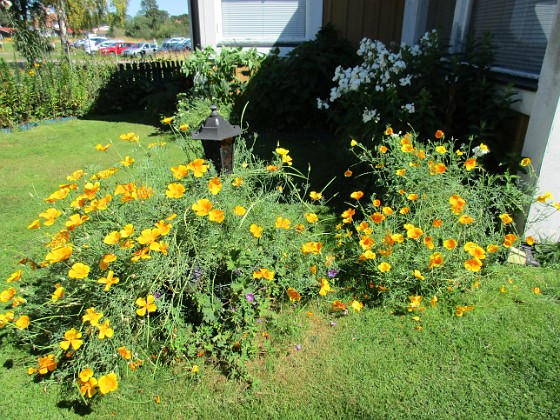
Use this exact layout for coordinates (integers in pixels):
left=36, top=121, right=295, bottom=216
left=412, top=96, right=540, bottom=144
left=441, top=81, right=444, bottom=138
left=83, top=36, right=108, bottom=54
left=159, top=37, right=189, bottom=51
left=121, top=42, right=158, bottom=57
left=169, top=38, right=192, bottom=52
left=73, top=38, right=87, bottom=49
left=99, top=42, right=133, bottom=56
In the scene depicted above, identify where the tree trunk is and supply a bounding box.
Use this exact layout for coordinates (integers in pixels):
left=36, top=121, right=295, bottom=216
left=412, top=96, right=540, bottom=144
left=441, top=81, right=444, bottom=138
left=55, top=0, right=70, bottom=54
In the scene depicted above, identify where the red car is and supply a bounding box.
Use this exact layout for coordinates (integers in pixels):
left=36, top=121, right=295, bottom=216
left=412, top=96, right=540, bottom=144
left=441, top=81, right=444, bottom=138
left=99, top=42, right=133, bottom=56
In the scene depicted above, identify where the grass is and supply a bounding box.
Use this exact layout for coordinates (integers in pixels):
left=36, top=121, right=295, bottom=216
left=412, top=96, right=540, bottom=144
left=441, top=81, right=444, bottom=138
left=1, top=115, right=559, bottom=418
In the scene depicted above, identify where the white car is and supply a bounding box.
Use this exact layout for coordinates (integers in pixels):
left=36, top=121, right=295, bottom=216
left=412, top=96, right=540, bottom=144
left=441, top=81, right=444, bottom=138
left=121, top=42, right=158, bottom=57
left=83, top=37, right=108, bottom=54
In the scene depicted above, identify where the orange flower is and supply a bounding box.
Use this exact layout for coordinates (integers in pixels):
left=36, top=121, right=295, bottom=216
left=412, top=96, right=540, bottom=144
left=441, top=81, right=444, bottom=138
left=275, top=216, right=291, bottom=229
left=434, top=163, right=447, bottom=174
left=232, top=177, right=244, bottom=187
left=449, top=194, right=466, bottom=214
left=253, top=268, right=274, bottom=281
left=98, top=372, right=119, bottom=394
left=370, top=212, right=385, bottom=224
left=428, top=252, right=443, bottom=269
left=350, top=191, right=364, bottom=200
left=503, top=233, right=518, bottom=248
left=118, top=346, right=132, bottom=360
left=432, top=219, right=443, bottom=228
left=464, top=258, right=483, bottom=272
left=305, top=213, right=318, bottom=223
left=407, top=193, right=418, bottom=201
left=136, top=295, right=157, bottom=316
left=233, top=205, right=246, bottom=216
left=499, top=213, right=513, bottom=225
left=520, top=157, right=531, bottom=167
left=319, top=278, right=331, bottom=296
left=487, top=244, right=500, bottom=253
left=443, top=239, right=457, bottom=250
left=208, top=209, right=225, bottom=223
left=464, top=158, right=477, bottom=171
left=309, top=191, right=323, bottom=201
left=302, top=242, right=322, bottom=254
left=60, top=328, right=83, bottom=350
left=413, top=270, right=425, bottom=280
left=458, top=215, right=474, bottom=225
left=287, top=287, right=301, bottom=302
left=187, top=159, right=209, bottom=177
left=208, top=177, right=223, bottom=195
left=379, top=145, right=388, bottom=154
left=192, top=199, right=213, bottom=216
left=171, top=164, right=189, bottom=179
left=435, top=130, right=444, bottom=139
left=359, top=236, right=375, bottom=250
left=404, top=224, right=423, bottom=239
left=166, top=183, right=186, bottom=199
left=423, top=236, right=434, bottom=250
left=68, top=263, right=90, bottom=279
left=344, top=169, right=353, bottom=177
left=331, top=300, right=347, bottom=311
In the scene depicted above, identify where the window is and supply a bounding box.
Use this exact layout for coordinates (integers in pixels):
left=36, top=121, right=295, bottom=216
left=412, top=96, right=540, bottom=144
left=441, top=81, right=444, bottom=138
left=469, top=0, right=557, bottom=77
left=220, top=0, right=309, bottom=46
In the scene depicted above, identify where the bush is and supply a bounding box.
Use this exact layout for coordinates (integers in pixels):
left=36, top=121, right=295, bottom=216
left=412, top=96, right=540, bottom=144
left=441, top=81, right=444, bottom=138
left=234, top=24, right=358, bottom=131
left=3, top=133, right=338, bottom=399
left=334, top=130, right=539, bottom=312
left=318, top=31, right=517, bottom=160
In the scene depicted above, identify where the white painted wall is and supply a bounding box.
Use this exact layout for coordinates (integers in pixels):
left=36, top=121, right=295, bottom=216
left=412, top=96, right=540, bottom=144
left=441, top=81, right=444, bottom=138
left=522, top=3, right=560, bottom=241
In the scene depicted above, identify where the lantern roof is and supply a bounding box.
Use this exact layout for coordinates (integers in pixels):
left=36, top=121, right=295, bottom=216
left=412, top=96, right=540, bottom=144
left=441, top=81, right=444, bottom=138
left=192, top=105, right=242, bottom=141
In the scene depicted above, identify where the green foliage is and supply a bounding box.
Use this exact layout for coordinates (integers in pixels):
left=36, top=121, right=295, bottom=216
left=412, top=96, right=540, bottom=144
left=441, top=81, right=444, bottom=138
left=320, top=31, right=517, bottom=159
left=0, top=57, right=113, bottom=128
left=8, top=133, right=335, bottom=397
left=235, top=25, right=358, bottom=131
left=335, top=132, right=536, bottom=310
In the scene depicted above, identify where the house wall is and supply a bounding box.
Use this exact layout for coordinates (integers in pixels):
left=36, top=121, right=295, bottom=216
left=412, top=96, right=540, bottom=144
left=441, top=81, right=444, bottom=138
left=322, top=0, right=405, bottom=47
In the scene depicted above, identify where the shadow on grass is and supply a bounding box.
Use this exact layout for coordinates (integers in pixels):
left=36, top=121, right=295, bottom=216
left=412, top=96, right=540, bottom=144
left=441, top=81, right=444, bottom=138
left=56, top=400, right=93, bottom=416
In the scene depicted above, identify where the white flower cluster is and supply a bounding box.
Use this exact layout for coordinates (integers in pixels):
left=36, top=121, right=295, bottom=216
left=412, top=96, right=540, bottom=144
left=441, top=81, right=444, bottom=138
left=317, top=30, right=441, bottom=127
left=1, top=0, right=12, bottom=9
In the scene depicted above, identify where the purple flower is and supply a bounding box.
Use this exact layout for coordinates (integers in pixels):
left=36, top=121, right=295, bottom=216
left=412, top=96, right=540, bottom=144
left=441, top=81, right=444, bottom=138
left=245, top=292, right=255, bottom=302
left=327, top=268, right=339, bottom=278
left=154, top=291, right=162, bottom=299
left=330, top=321, right=337, bottom=327
left=295, top=344, right=302, bottom=351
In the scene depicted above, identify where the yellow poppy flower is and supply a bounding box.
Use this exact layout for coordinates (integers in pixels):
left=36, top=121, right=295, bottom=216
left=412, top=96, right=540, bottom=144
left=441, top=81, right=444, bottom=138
left=60, top=328, right=83, bottom=350
left=208, top=209, right=225, bottom=223
left=98, top=372, right=118, bottom=394
left=275, top=216, right=291, bottom=229
left=166, top=183, right=186, bottom=198
left=287, top=287, right=301, bottom=302
left=187, top=159, right=209, bottom=178
left=351, top=300, right=364, bottom=312
left=97, top=271, right=119, bottom=291
left=208, top=177, right=223, bottom=195
left=378, top=262, right=391, bottom=273
left=309, top=191, right=322, bottom=201
left=253, top=268, right=274, bottom=281
left=97, top=319, right=114, bottom=339
left=249, top=224, right=262, bottom=238
left=301, top=242, right=322, bottom=254
left=233, top=205, right=246, bottom=216
left=82, top=307, right=103, bottom=326
left=192, top=198, right=213, bottom=216
left=6, top=270, right=22, bottom=283
left=171, top=164, right=189, bottom=179
left=464, top=157, right=477, bottom=171
left=136, top=295, right=157, bottom=316
left=68, top=263, right=90, bottom=279
left=95, top=143, right=111, bottom=152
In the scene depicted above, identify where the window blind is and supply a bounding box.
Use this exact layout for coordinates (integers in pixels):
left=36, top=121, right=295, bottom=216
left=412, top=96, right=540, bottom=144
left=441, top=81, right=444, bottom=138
left=221, top=0, right=307, bottom=44
left=426, top=0, right=457, bottom=44
left=470, top=0, right=557, bottom=76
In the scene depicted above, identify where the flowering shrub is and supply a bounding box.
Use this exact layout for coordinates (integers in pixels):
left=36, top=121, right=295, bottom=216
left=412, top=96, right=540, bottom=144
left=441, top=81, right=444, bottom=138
left=335, top=129, right=540, bottom=311
left=1, top=134, right=338, bottom=399
left=318, top=31, right=516, bottom=152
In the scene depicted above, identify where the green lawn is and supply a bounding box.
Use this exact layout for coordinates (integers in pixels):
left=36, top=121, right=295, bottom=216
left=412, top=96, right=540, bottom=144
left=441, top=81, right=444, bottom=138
left=1, top=116, right=559, bottom=418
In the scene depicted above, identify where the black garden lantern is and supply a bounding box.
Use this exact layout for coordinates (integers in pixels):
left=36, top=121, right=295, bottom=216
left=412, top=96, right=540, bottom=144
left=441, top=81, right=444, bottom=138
left=192, top=105, right=242, bottom=173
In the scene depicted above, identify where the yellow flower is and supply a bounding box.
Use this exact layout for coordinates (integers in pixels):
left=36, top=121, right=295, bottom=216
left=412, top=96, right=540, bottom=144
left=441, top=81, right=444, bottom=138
left=192, top=199, right=213, bottom=216
left=443, top=239, right=457, bottom=250
left=351, top=191, right=364, bottom=200
left=428, top=252, right=444, bottom=269
left=385, top=127, right=393, bottom=135
left=137, top=228, right=160, bottom=245
left=82, top=307, right=103, bottom=326
left=536, top=191, right=553, bottom=203
left=319, top=278, right=331, bottom=296
left=287, top=287, right=301, bottom=302
left=98, top=372, right=118, bottom=394
left=208, top=209, right=225, bottom=223
left=408, top=295, right=423, bottom=311
left=27, top=219, right=40, bottom=229
left=253, top=268, right=275, bottom=281
left=119, top=132, right=139, bottom=142
left=401, top=144, right=413, bottom=153
left=233, top=205, right=246, bottom=216
left=104, top=231, right=121, bottom=245
left=6, top=270, right=22, bottom=283
left=79, top=376, right=98, bottom=398
left=51, top=284, right=65, bottom=302
left=276, top=147, right=289, bottom=156
left=208, top=177, right=223, bottom=195
left=275, top=216, right=291, bottom=229
left=39, top=208, right=62, bottom=226
left=171, top=164, right=189, bottom=179
left=379, top=145, right=388, bottom=154
left=407, top=193, right=418, bottom=201
left=499, top=213, right=513, bottom=225
left=95, top=143, right=111, bottom=152
left=309, top=191, right=322, bottom=201
left=458, top=215, right=474, bottom=225
left=378, top=262, right=391, bottom=273
left=136, top=295, right=157, bottom=316
left=97, top=271, right=119, bottom=291
left=155, top=220, right=172, bottom=236
left=232, top=177, right=244, bottom=187
left=36, top=354, right=58, bottom=375
left=97, top=319, right=114, bottom=339
left=60, top=328, right=83, bottom=350
left=525, top=236, right=535, bottom=246
left=179, top=123, right=189, bottom=131
left=464, top=258, right=483, bottom=272
left=118, top=346, right=132, bottom=360
left=45, top=244, right=73, bottom=264
left=532, top=287, right=541, bottom=295
left=162, top=116, right=174, bottom=124
left=464, top=157, right=477, bottom=171
left=520, top=157, right=531, bottom=167
left=44, top=187, right=70, bottom=203
left=166, top=183, right=186, bottom=199
left=351, top=300, right=364, bottom=312
left=305, top=213, right=318, bottom=223
left=79, top=368, right=94, bottom=382
left=413, top=270, right=425, bottom=280
left=120, top=156, right=135, bottom=166
left=435, top=145, right=447, bottom=154
left=404, top=224, right=423, bottom=239
left=187, top=159, right=209, bottom=178
left=350, top=139, right=358, bottom=147
left=301, top=242, right=322, bottom=254
left=68, top=263, right=90, bottom=279
left=250, top=224, right=263, bottom=238
left=15, top=315, right=30, bottom=329
left=191, top=365, right=199, bottom=373
left=487, top=244, right=500, bottom=253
